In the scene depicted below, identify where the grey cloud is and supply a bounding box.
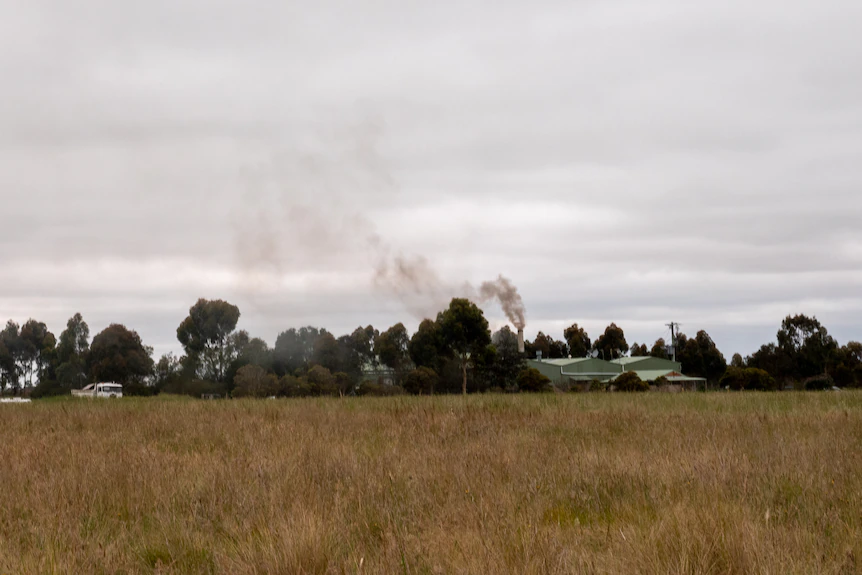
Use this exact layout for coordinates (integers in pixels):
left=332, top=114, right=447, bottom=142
left=2, top=0, right=861, bottom=358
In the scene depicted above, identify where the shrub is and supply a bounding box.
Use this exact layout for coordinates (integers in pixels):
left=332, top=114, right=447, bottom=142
left=123, top=381, right=160, bottom=397
left=307, top=366, right=340, bottom=396
left=614, top=372, right=648, bottom=392
left=516, top=368, right=552, bottom=393
left=652, top=376, right=669, bottom=387
left=233, top=365, right=278, bottom=398
left=720, top=367, right=777, bottom=391
left=278, top=375, right=313, bottom=397
left=356, top=382, right=405, bottom=396
left=803, top=374, right=834, bottom=391
left=588, top=379, right=608, bottom=392
left=30, top=379, right=67, bottom=399
left=404, top=367, right=440, bottom=395
left=831, top=365, right=855, bottom=388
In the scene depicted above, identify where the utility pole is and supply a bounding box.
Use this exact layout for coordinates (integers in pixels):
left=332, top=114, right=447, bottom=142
left=666, top=322, right=680, bottom=362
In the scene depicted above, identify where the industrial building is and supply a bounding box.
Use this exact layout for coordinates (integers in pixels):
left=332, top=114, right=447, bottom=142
left=526, top=357, right=622, bottom=385
left=527, top=355, right=707, bottom=389
left=610, top=357, right=707, bottom=387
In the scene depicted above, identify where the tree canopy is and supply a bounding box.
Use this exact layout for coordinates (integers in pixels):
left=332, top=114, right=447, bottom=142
left=438, top=298, right=491, bottom=395
left=176, top=299, right=241, bottom=382
left=593, top=323, right=628, bottom=360
left=89, top=324, right=154, bottom=385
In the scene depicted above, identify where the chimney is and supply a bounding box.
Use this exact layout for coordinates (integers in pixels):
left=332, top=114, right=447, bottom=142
left=517, top=328, right=525, bottom=354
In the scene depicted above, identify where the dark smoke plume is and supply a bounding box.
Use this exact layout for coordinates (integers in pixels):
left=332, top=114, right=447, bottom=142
left=233, top=114, right=527, bottom=329
left=476, top=275, right=526, bottom=329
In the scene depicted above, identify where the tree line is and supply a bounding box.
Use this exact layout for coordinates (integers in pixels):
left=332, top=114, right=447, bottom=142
left=1, top=297, right=859, bottom=398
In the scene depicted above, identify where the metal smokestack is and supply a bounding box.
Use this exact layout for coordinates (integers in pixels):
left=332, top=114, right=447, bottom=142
left=517, top=329, right=524, bottom=354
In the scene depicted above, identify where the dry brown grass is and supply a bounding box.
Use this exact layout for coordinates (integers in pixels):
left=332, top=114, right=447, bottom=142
left=0, top=392, right=860, bottom=574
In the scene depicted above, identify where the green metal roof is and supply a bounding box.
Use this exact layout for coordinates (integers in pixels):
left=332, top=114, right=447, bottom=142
left=531, top=358, right=593, bottom=366
left=610, top=356, right=653, bottom=365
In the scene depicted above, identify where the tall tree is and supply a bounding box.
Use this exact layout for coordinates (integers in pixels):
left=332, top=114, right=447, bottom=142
left=630, top=342, right=649, bottom=356
left=55, top=313, right=90, bottom=390
left=18, top=319, right=56, bottom=387
left=776, top=314, right=836, bottom=380
left=0, top=321, right=22, bottom=392
left=438, top=298, right=491, bottom=395
left=154, top=352, right=182, bottom=389
left=830, top=341, right=862, bottom=387
left=375, top=323, right=411, bottom=383
left=349, top=325, right=378, bottom=368
left=593, top=323, right=628, bottom=360
left=312, top=332, right=342, bottom=373
left=563, top=324, right=591, bottom=358
left=677, top=330, right=727, bottom=385
left=273, top=326, right=328, bottom=375
left=530, top=331, right=551, bottom=359
left=408, top=319, right=444, bottom=373
left=490, top=326, right=526, bottom=390
left=176, top=298, right=241, bottom=382
left=89, top=324, right=154, bottom=384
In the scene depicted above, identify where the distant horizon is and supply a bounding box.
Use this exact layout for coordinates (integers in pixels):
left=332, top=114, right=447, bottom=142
left=3, top=299, right=857, bottom=363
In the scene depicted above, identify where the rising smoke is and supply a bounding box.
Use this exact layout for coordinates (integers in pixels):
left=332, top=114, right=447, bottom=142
left=233, top=114, right=527, bottom=330
left=476, top=275, right=526, bottom=330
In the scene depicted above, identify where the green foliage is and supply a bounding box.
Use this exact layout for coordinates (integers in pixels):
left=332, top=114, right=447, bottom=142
left=588, top=379, right=608, bottom=392
left=403, top=367, right=440, bottom=395
left=312, top=333, right=341, bottom=372
left=375, top=323, right=410, bottom=383
left=614, top=372, right=648, bottom=392
left=593, top=323, right=628, bottom=361
left=650, top=338, right=670, bottom=359
left=160, top=378, right=227, bottom=398
left=13, top=319, right=56, bottom=388
left=56, top=313, right=89, bottom=364
left=233, top=364, right=279, bottom=398
left=630, top=343, right=649, bottom=357
left=306, top=365, right=340, bottom=396
left=176, top=299, right=241, bottom=383
left=123, top=381, right=160, bottom=397
left=720, top=367, right=778, bottom=391
left=277, top=375, right=313, bottom=397
left=438, top=298, right=491, bottom=395
left=803, top=374, right=834, bottom=391
left=408, top=319, right=444, bottom=372
left=776, top=314, right=838, bottom=380
left=676, top=330, right=727, bottom=385
left=30, top=379, right=66, bottom=399
left=652, top=375, right=670, bottom=386
left=489, top=327, right=526, bottom=390
left=516, top=368, right=552, bottom=393
left=528, top=331, right=567, bottom=359
left=563, top=324, right=591, bottom=359
left=274, top=326, right=328, bottom=376
left=89, top=324, right=154, bottom=385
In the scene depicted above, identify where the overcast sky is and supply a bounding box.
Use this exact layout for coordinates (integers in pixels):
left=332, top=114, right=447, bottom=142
left=2, top=0, right=861, bottom=359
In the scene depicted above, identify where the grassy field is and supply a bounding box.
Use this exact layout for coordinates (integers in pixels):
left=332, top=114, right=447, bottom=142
left=1, top=393, right=861, bottom=574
